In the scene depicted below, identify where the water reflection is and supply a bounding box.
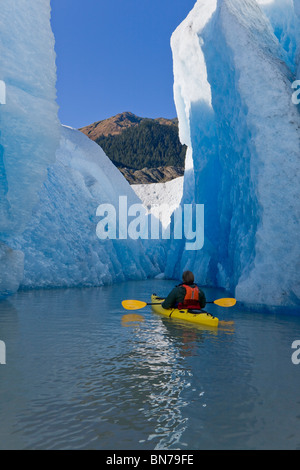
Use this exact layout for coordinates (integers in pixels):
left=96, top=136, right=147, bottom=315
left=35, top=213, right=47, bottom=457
left=0, top=282, right=299, bottom=450
left=125, top=320, right=191, bottom=449
left=121, top=314, right=145, bottom=326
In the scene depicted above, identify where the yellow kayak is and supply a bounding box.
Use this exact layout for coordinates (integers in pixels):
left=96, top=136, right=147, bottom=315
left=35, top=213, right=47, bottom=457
left=151, top=294, right=219, bottom=328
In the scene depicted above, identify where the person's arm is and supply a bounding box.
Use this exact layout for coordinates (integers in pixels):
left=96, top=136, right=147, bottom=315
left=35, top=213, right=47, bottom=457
left=161, top=288, right=178, bottom=309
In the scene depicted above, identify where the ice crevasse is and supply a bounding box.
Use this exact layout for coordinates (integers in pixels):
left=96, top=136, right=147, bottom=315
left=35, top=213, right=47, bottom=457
left=0, top=0, right=164, bottom=297
left=165, top=0, right=300, bottom=309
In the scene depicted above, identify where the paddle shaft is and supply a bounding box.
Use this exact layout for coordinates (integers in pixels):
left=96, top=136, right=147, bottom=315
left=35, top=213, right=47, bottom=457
left=149, top=301, right=222, bottom=306
left=122, top=297, right=236, bottom=311
left=147, top=303, right=165, bottom=306
left=149, top=302, right=211, bottom=306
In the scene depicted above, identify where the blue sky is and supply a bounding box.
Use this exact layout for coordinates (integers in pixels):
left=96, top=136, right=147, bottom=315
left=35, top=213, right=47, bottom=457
left=50, top=0, right=196, bottom=128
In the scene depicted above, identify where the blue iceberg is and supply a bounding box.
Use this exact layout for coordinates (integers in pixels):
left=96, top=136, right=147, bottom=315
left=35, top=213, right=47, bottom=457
left=1, top=0, right=299, bottom=311
left=0, top=0, right=164, bottom=297
left=4, top=125, right=165, bottom=289
left=165, top=0, right=300, bottom=309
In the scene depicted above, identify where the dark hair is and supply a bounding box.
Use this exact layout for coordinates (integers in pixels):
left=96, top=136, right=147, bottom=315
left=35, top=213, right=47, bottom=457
left=182, top=271, right=194, bottom=285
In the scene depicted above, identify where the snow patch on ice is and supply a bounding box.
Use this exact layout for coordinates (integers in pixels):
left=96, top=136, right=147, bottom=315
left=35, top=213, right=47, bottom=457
left=132, top=177, right=184, bottom=229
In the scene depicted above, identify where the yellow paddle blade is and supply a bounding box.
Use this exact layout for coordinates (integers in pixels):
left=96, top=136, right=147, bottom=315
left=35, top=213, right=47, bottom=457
left=122, top=300, right=148, bottom=310
left=214, top=298, right=236, bottom=307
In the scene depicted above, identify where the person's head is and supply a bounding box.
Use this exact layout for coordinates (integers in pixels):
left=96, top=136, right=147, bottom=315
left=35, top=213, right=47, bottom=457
left=182, top=271, right=194, bottom=285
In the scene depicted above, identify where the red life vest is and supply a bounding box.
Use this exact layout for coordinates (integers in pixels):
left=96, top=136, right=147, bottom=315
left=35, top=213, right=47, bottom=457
left=177, top=284, right=202, bottom=310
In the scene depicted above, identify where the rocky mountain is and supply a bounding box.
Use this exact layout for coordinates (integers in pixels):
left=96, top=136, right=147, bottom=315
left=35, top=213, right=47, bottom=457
left=79, top=111, right=179, bottom=139
left=119, top=166, right=184, bottom=185
left=79, top=112, right=186, bottom=184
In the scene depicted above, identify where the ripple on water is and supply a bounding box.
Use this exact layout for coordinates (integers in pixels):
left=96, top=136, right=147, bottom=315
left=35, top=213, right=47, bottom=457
left=1, top=282, right=300, bottom=450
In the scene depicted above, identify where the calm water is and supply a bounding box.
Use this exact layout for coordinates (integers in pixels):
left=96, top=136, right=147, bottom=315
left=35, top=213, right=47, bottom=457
left=0, top=279, right=300, bottom=450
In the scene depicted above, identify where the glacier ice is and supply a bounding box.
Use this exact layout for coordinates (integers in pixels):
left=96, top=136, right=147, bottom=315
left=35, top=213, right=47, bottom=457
left=0, top=0, right=164, bottom=297
left=257, top=0, right=300, bottom=75
left=166, top=0, right=300, bottom=309
left=0, top=242, right=24, bottom=298
left=5, top=125, right=165, bottom=289
left=0, top=0, right=60, bottom=297
left=1, top=0, right=299, bottom=309
left=0, top=0, right=60, bottom=235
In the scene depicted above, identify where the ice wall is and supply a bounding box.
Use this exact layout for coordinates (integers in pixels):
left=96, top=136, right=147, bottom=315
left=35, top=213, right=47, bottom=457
left=167, top=0, right=300, bottom=309
left=0, top=0, right=60, bottom=235
left=0, top=0, right=60, bottom=297
left=0, top=242, right=24, bottom=298
left=257, top=0, right=300, bottom=74
left=4, top=126, right=164, bottom=289
left=0, top=0, right=164, bottom=297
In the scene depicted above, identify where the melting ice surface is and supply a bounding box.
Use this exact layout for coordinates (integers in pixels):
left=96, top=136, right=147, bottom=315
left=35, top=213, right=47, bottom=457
left=0, top=0, right=60, bottom=296
left=0, top=0, right=60, bottom=236
left=165, top=0, right=300, bottom=310
left=0, top=0, right=164, bottom=297
left=3, top=125, right=165, bottom=289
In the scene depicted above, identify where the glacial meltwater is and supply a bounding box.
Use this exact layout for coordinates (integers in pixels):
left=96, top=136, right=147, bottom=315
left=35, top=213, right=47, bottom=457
left=0, top=279, right=300, bottom=450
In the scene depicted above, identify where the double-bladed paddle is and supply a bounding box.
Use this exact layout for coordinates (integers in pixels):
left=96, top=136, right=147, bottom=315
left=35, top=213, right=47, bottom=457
left=122, top=297, right=236, bottom=311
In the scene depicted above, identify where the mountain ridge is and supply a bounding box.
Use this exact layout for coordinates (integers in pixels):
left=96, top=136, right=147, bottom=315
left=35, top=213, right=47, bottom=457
left=79, top=111, right=179, bottom=140
left=79, top=112, right=186, bottom=184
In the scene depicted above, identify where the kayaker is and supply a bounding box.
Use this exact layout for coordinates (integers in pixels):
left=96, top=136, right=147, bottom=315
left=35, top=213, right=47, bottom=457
left=161, top=271, right=206, bottom=310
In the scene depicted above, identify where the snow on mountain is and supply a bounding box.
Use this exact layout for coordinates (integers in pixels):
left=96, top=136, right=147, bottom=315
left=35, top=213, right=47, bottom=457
left=166, top=0, right=300, bottom=309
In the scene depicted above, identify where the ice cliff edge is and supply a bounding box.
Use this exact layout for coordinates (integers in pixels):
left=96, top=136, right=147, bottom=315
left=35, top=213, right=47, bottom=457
left=166, top=0, right=300, bottom=309
left=0, top=0, right=164, bottom=298
left=0, top=0, right=60, bottom=297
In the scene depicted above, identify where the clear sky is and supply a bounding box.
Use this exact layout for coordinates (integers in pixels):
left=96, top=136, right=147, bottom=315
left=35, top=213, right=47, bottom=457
left=50, top=0, right=196, bottom=129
